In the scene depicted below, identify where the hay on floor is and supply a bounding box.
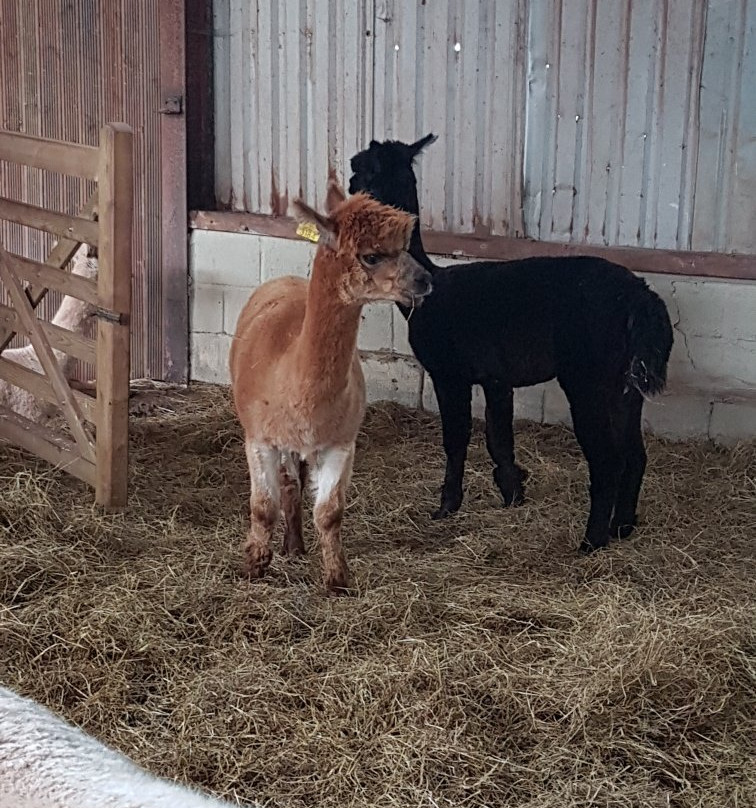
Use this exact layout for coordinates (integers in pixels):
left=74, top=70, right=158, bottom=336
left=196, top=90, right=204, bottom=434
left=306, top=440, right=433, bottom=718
left=0, top=383, right=754, bottom=808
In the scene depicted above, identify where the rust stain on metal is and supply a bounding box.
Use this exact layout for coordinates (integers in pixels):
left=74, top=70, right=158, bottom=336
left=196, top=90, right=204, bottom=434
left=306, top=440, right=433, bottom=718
left=269, top=168, right=288, bottom=217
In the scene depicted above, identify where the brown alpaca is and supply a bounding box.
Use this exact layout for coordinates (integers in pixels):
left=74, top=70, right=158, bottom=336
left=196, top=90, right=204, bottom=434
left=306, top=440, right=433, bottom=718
left=230, top=180, right=432, bottom=593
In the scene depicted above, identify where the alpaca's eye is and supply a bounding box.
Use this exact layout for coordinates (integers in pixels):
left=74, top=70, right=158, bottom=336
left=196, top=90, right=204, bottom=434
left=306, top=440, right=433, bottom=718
left=361, top=253, right=383, bottom=267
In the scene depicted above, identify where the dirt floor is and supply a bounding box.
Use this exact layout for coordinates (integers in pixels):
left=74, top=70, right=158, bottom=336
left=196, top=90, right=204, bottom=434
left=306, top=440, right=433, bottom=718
left=1, top=383, right=754, bottom=808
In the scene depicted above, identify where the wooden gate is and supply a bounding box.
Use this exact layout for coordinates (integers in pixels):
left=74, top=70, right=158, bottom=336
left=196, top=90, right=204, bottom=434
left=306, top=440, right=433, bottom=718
left=0, top=124, right=133, bottom=508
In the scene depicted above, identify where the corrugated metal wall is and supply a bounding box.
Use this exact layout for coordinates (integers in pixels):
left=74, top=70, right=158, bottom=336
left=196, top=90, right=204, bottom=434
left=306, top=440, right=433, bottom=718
left=372, top=0, right=527, bottom=236
left=214, top=0, right=756, bottom=255
left=214, top=0, right=374, bottom=215
left=524, top=0, right=755, bottom=253
left=0, top=0, right=165, bottom=378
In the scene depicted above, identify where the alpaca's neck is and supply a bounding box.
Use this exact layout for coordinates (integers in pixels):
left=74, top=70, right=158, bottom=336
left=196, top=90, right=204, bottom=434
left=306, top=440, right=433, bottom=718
left=396, top=193, right=436, bottom=322
left=409, top=222, right=436, bottom=273
left=296, top=250, right=362, bottom=392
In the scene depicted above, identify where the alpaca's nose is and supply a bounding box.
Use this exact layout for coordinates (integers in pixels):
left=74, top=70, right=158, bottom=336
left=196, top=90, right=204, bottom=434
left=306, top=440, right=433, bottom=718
left=413, top=268, right=432, bottom=298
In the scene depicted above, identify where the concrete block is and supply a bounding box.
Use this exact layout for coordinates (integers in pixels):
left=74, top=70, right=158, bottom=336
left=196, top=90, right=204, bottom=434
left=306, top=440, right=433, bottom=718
left=261, top=236, right=315, bottom=281
left=223, top=285, right=255, bottom=335
left=642, top=392, right=712, bottom=440
left=421, top=373, right=439, bottom=413
left=190, top=332, right=233, bottom=385
left=685, top=336, right=756, bottom=392
left=671, top=277, right=756, bottom=340
left=361, top=352, right=423, bottom=408
left=542, top=380, right=572, bottom=426
left=422, top=377, right=518, bottom=422
left=190, top=284, right=224, bottom=334
left=709, top=398, right=756, bottom=446
left=190, top=230, right=261, bottom=287
left=514, top=385, right=545, bottom=423
left=358, top=303, right=393, bottom=352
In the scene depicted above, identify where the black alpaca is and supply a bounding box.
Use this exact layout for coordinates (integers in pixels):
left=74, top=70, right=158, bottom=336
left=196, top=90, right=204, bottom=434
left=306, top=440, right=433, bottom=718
left=349, top=135, right=674, bottom=553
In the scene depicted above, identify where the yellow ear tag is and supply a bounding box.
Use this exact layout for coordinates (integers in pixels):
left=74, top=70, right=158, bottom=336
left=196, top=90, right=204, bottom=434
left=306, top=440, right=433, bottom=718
left=296, top=222, right=320, bottom=243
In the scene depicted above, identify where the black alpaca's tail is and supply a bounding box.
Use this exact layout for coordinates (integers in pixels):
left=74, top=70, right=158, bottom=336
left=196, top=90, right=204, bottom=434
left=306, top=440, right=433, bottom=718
left=625, top=284, right=674, bottom=397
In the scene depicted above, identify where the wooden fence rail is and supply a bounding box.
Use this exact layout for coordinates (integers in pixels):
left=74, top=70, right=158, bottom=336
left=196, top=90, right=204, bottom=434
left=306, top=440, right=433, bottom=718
left=0, top=124, right=133, bottom=508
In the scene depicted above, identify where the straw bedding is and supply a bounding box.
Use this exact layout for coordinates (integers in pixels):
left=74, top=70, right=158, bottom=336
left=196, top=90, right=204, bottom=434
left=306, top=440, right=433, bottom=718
left=0, top=382, right=754, bottom=808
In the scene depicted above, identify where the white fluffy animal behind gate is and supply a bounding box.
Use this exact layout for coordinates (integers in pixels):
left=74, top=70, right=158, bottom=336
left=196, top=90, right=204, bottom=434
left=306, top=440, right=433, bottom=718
left=0, top=245, right=97, bottom=423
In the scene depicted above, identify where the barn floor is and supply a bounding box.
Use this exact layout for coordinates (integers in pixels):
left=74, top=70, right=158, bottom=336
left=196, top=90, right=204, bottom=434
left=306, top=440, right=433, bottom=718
left=0, top=383, right=754, bottom=808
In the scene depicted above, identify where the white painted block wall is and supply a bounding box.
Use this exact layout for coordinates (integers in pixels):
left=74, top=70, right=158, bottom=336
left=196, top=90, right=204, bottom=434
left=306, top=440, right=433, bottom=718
left=190, top=229, right=756, bottom=444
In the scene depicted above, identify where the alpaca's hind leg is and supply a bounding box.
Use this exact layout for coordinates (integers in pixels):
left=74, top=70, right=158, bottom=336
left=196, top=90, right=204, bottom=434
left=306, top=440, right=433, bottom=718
left=242, top=441, right=280, bottom=578
left=611, top=391, right=646, bottom=539
left=482, top=381, right=527, bottom=506
left=281, top=452, right=307, bottom=556
left=562, top=383, right=623, bottom=554
left=312, top=444, right=354, bottom=594
left=431, top=377, right=473, bottom=519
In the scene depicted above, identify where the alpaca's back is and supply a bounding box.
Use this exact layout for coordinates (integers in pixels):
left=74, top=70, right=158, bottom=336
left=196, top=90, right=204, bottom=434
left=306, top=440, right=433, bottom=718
left=0, top=687, right=240, bottom=808
left=406, top=255, right=672, bottom=393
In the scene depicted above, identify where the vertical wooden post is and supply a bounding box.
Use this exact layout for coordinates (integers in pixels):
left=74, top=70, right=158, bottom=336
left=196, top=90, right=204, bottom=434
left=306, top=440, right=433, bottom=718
left=96, top=123, right=133, bottom=508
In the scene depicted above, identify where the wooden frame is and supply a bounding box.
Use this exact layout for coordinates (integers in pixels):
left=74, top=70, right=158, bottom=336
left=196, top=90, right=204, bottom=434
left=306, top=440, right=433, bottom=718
left=0, top=124, right=133, bottom=509
left=190, top=210, right=756, bottom=282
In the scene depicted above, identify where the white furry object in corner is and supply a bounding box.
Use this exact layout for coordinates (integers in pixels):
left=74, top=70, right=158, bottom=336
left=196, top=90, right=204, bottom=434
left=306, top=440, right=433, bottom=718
left=0, top=686, right=251, bottom=808
left=0, top=245, right=97, bottom=423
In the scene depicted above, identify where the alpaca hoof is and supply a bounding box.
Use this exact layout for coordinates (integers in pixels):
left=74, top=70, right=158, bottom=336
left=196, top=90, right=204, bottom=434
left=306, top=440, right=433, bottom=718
left=324, top=570, right=352, bottom=596
left=578, top=537, right=608, bottom=555
left=242, top=545, right=273, bottom=578
left=500, top=486, right=525, bottom=507
left=282, top=536, right=306, bottom=557
left=493, top=466, right=526, bottom=507
left=431, top=497, right=461, bottom=520
left=610, top=515, right=637, bottom=540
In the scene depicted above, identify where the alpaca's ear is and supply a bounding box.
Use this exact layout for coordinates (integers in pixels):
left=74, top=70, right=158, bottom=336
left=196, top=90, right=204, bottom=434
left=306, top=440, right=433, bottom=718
left=292, top=199, right=338, bottom=248
left=325, top=177, right=347, bottom=213
left=409, top=133, right=438, bottom=158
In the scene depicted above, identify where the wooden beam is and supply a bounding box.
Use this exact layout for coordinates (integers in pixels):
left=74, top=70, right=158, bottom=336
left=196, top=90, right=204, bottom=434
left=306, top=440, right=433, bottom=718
left=0, top=197, right=99, bottom=245
left=189, top=210, right=756, bottom=282
left=420, top=231, right=756, bottom=283
left=3, top=252, right=99, bottom=305
left=0, top=192, right=98, bottom=353
left=0, top=406, right=97, bottom=487
left=159, top=0, right=189, bottom=382
left=0, top=357, right=97, bottom=423
left=0, top=303, right=96, bottom=365
left=95, top=123, right=133, bottom=509
left=0, top=130, right=99, bottom=180
left=43, top=191, right=99, bottom=281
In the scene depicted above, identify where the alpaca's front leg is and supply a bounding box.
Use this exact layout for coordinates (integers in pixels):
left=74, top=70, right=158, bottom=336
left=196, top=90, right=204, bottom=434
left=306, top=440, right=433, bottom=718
left=242, top=441, right=280, bottom=578
left=312, top=444, right=355, bottom=594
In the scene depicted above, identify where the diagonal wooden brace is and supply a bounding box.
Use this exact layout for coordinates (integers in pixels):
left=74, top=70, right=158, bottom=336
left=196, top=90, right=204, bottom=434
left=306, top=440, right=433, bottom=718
left=0, top=191, right=98, bottom=353
left=0, top=245, right=96, bottom=463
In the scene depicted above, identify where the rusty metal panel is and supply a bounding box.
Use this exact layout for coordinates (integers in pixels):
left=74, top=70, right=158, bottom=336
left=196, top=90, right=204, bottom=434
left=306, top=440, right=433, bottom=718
left=213, top=0, right=755, bottom=256
left=213, top=0, right=374, bottom=214
left=0, top=0, right=184, bottom=380
left=371, top=0, right=528, bottom=236
left=693, top=0, right=756, bottom=254
left=523, top=0, right=755, bottom=254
